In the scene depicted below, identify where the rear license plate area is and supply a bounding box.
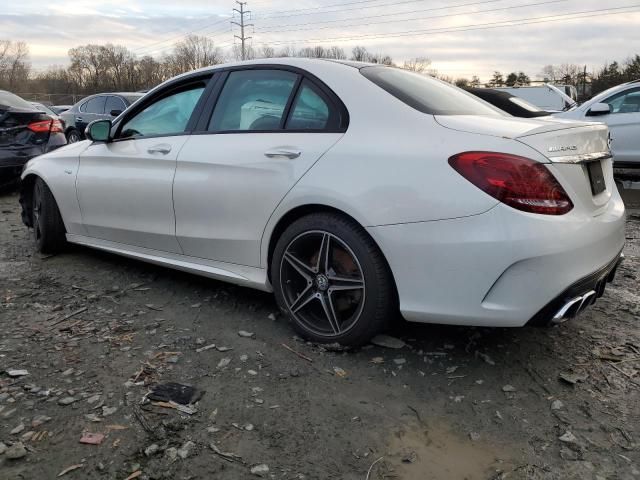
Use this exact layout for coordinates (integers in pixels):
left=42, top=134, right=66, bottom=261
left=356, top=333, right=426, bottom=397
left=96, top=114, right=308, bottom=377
left=586, top=160, right=606, bottom=195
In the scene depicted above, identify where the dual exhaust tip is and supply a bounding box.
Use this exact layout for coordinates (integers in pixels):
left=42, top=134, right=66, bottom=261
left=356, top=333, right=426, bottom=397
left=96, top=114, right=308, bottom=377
left=551, top=253, right=624, bottom=324
left=552, top=290, right=597, bottom=324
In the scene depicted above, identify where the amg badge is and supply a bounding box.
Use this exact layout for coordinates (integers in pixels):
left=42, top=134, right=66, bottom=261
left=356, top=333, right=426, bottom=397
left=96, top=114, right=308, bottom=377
left=548, top=145, right=578, bottom=153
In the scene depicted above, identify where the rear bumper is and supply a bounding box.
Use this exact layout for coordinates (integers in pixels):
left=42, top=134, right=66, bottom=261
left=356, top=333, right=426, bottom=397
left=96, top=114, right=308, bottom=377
left=367, top=192, right=626, bottom=327
left=527, top=251, right=623, bottom=326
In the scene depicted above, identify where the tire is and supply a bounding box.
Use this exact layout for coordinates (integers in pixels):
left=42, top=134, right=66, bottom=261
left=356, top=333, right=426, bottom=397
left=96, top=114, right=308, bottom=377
left=32, top=178, right=67, bottom=254
left=66, top=129, right=81, bottom=143
left=271, top=212, right=396, bottom=346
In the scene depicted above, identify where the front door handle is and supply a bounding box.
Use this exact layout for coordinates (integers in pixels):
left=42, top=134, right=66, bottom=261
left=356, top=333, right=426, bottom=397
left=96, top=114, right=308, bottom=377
left=147, top=144, right=172, bottom=155
left=76, top=117, right=83, bottom=122
left=264, top=148, right=301, bottom=159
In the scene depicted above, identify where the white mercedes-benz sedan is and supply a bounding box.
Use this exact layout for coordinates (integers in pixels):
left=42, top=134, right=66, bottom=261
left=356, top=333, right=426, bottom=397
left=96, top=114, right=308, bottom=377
left=20, top=58, right=625, bottom=345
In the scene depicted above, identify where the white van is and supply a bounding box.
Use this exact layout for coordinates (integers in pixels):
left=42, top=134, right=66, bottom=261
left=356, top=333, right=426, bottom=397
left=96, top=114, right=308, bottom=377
left=492, top=84, right=576, bottom=111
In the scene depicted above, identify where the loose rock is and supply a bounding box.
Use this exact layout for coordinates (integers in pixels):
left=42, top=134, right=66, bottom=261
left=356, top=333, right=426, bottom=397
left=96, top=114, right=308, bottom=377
left=251, top=464, right=270, bottom=476
left=5, top=442, right=27, bottom=459
left=371, top=334, right=405, bottom=349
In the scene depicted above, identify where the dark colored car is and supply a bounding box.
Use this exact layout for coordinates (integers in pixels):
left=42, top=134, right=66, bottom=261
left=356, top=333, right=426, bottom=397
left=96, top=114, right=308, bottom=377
left=0, top=90, right=66, bottom=186
left=466, top=87, right=552, bottom=118
left=60, top=92, right=143, bottom=143
left=50, top=105, right=72, bottom=115
left=30, top=102, right=61, bottom=118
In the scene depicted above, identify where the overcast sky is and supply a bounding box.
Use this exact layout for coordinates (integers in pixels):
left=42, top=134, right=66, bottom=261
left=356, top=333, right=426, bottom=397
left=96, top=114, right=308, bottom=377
left=3, top=0, right=640, bottom=80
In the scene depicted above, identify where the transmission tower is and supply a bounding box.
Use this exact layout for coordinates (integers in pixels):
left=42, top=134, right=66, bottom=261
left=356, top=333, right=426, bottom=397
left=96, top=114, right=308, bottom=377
left=232, top=1, right=253, bottom=61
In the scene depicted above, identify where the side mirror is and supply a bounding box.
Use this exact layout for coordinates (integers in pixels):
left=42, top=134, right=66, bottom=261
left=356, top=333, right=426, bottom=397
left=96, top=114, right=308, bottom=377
left=587, top=103, right=611, bottom=116
left=110, top=109, right=123, bottom=117
left=85, top=119, right=112, bottom=142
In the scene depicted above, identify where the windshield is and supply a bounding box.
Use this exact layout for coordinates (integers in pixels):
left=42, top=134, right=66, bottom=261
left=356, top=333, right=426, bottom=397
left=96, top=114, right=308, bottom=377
left=361, top=66, right=504, bottom=116
left=0, top=90, right=35, bottom=110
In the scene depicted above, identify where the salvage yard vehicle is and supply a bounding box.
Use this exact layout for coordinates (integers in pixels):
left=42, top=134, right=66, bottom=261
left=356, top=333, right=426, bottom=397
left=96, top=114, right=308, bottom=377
left=466, top=87, right=552, bottom=118
left=555, top=80, right=640, bottom=168
left=0, top=90, right=66, bottom=187
left=19, top=59, right=626, bottom=345
left=492, top=84, right=577, bottom=111
left=60, top=92, right=143, bottom=143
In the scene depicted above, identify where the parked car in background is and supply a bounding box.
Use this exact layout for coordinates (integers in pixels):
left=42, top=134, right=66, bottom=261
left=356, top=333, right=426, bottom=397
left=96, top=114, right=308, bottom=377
left=19, top=59, right=625, bottom=345
left=555, top=80, right=640, bottom=168
left=466, top=88, right=552, bottom=118
left=492, top=84, right=576, bottom=111
left=30, top=102, right=61, bottom=118
left=50, top=105, right=72, bottom=115
left=0, top=90, right=66, bottom=186
left=60, top=92, right=143, bottom=143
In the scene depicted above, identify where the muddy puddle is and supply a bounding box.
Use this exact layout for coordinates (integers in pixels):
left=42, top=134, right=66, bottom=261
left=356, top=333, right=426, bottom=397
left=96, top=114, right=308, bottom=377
left=375, top=420, right=514, bottom=480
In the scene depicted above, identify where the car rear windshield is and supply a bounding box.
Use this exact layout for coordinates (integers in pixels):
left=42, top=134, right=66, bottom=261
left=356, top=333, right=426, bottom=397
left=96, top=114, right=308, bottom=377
left=0, top=90, right=34, bottom=110
left=361, top=66, right=503, bottom=116
left=123, top=94, right=143, bottom=105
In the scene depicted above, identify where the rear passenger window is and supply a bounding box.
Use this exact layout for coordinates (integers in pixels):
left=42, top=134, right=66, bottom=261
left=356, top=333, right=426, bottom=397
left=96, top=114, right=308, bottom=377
left=209, top=70, right=298, bottom=131
left=84, top=96, right=106, bottom=114
left=105, top=96, right=126, bottom=115
left=286, top=81, right=330, bottom=130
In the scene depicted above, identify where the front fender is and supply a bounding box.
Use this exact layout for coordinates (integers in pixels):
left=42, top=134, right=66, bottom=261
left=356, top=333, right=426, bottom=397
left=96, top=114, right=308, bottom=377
left=21, top=141, right=91, bottom=236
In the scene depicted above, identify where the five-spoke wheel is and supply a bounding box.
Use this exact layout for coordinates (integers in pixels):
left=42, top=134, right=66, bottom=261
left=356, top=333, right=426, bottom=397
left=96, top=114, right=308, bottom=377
left=272, top=213, right=396, bottom=345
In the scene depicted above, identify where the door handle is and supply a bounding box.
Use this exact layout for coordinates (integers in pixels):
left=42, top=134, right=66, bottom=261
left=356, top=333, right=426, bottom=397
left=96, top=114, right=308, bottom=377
left=264, top=148, right=301, bottom=159
left=76, top=117, right=83, bottom=122
left=147, top=144, right=172, bottom=155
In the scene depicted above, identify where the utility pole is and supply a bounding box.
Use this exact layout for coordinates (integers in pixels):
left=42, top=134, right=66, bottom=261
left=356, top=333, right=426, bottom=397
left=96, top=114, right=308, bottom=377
left=232, top=1, right=252, bottom=61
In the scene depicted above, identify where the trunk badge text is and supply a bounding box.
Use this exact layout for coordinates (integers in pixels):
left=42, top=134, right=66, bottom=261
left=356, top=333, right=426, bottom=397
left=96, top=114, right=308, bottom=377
left=548, top=145, right=578, bottom=153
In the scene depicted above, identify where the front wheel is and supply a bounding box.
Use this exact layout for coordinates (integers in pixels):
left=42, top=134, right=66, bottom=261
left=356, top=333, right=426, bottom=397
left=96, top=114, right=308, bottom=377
left=271, top=213, right=396, bottom=346
left=32, top=178, right=67, bottom=254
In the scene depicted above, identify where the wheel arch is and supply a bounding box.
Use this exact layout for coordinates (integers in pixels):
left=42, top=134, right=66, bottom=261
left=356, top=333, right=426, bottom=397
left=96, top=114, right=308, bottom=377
left=19, top=173, right=39, bottom=227
left=264, top=203, right=399, bottom=302
left=19, top=173, right=68, bottom=230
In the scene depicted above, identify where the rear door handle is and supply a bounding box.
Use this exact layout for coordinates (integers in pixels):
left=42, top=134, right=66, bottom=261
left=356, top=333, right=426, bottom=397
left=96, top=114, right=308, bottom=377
left=147, top=144, right=172, bottom=155
left=264, top=148, right=301, bottom=159
left=76, top=117, right=83, bottom=122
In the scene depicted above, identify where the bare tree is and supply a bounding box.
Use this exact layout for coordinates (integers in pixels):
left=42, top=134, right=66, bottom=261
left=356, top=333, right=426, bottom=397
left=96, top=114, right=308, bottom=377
left=0, top=40, right=31, bottom=89
left=169, top=35, right=224, bottom=73
left=403, top=57, right=431, bottom=74
left=258, top=45, right=275, bottom=58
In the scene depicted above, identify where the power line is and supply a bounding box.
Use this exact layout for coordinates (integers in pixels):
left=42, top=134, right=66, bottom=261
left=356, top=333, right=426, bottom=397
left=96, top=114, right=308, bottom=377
left=137, top=28, right=233, bottom=57
left=256, top=0, right=570, bottom=33
left=133, top=19, right=232, bottom=54
left=255, top=4, right=640, bottom=45
left=256, top=0, right=506, bottom=20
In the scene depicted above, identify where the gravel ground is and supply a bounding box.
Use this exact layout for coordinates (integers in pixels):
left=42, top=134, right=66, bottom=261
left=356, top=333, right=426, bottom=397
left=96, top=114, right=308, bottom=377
left=1, top=184, right=639, bottom=480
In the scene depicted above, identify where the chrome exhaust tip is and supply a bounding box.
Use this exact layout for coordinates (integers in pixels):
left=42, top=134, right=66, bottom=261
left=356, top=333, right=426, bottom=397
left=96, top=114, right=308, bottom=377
left=551, top=289, right=597, bottom=324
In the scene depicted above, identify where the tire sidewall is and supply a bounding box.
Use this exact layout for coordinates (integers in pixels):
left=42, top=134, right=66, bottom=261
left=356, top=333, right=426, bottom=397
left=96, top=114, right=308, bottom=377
left=271, top=213, right=390, bottom=345
left=67, top=130, right=80, bottom=143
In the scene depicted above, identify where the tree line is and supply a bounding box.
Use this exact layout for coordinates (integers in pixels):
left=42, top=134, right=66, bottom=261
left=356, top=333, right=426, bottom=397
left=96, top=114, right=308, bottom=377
left=1, top=37, right=639, bottom=103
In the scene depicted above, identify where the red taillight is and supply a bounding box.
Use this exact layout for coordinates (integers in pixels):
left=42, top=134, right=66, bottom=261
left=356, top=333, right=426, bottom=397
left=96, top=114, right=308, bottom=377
left=449, top=151, right=573, bottom=215
left=50, top=119, right=64, bottom=133
left=27, top=118, right=63, bottom=134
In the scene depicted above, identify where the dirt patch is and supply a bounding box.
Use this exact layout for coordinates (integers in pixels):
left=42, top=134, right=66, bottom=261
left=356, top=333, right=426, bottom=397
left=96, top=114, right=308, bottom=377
left=381, top=420, right=512, bottom=480
left=1, top=188, right=639, bottom=479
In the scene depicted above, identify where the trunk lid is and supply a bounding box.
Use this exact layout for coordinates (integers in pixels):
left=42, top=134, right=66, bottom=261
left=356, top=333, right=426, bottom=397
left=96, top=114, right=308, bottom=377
left=0, top=107, right=52, bottom=148
left=435, top=115, right=614, bottom=216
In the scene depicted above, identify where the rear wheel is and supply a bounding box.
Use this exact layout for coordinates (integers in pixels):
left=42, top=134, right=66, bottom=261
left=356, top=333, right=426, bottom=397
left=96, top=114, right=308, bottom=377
left=272, top=213, right=396, bottom=346
left=32, top=178, right=66, bottom=254
left=66, top=129, right=81, bottom=143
